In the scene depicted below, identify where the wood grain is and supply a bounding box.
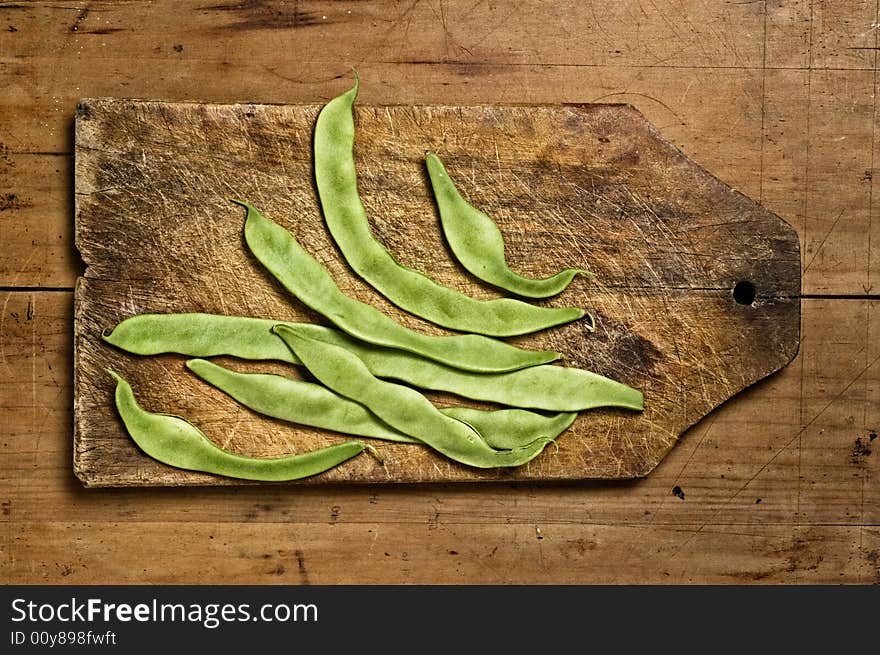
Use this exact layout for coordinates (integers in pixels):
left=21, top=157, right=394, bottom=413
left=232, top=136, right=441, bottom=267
left=1, top=293, right=877, bottom=583
left=1, top=1, right=876, bottom=295
left=73, top=97, right=799, bottom=485
left=3, top=522, right=874, bottom=584
left=1, top=0, right=876, bottom=583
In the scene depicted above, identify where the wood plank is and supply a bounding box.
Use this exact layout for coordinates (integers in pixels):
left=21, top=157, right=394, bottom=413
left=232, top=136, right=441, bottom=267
left=801, top=69, right=876, bottom=295
left=796, top=300, right=879, bottom=525
left=765, top=0, right=811, bottom=68
left=0, top=1, right=771, bottom=71
left=809, top=0, right=880, bottom=70
left=2, top=293, right=873, bottom=525
left=0, top=152, right=80, bottom=286
left=759, top=68, right=808, bottom=252
left=1, top=521, right=873, bottom=584
left=0, top=1, right=859, bottom=79
left=72, top=97, right=799, bottom=485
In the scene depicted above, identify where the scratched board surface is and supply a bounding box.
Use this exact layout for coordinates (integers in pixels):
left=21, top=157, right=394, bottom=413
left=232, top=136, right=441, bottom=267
left=73, top=98, right=800, bottom=487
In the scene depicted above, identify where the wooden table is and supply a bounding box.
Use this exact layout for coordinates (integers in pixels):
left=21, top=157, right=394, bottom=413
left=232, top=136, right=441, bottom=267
left=1, top=1, right=877, bottom=584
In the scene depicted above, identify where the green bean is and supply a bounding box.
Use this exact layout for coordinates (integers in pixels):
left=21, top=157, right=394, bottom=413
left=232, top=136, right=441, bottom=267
left=274, top=325, right=554, bottom=468
left=186, top=358, right=577, bottom=449
left=108, top=370, right=365, bottom=481
left=441, top=407, right=576, bottom=451
left=314, top=78, right=587, bottom=336
left=426, top=152, right=589, bottom=299
left=394, top=355, right=643, bottom=413
left=240, top=200, right=559, bottom=373
left=185, top=358, right=416, bottom=443
left=103, top=313, right=642, bottom=412
left=103, top=314, right=296, bottom=361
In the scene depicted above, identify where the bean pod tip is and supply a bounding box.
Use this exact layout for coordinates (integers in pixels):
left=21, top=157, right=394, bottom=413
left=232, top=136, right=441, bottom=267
left=583, top=311, right=596, bottom=331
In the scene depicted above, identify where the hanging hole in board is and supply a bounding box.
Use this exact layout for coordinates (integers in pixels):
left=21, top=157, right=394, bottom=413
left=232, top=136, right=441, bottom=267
left=732, top=280, right=756, bottom=306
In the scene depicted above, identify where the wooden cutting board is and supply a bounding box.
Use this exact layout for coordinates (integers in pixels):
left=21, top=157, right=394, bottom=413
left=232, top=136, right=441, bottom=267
left=73, top=97, right=800, bottom=487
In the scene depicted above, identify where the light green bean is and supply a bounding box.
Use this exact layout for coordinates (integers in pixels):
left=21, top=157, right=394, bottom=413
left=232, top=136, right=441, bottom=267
left=185, top=358, right=415, bottom=443
left=274, top=325, right=554, bottom=468
left=186, top=358, right=577, bottom=449
left=441, top=407, right=576, bottom=451
left=109, top=370, right=365, bottom=481
left=240, top=200, right=559, bottom=373
left=103, top=313, right=642, bottom=412
left=314, top=78, right=587, bottom=336
left=103, top=314, right=295, bottom=361
left=426, top=152, right=589, bottom=299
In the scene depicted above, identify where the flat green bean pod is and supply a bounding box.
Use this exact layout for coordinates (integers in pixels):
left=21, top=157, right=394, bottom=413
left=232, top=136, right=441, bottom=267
left=103, top=313, right=296, bottom=361
left=185, top=358, right=416, bottom=443
left=103, top=313, right=643, bottom=412
left=314, top=78, right=587, bottom=336
left=186, top=358, right=577, bottom=449
left=240, top=200, right=559, bottom=373
left=441, top=407, right=576, bottom=451
left=274, top=325, right=555, bottom=468
left=426, top=152, right=589, bottom=299
left=109, top=370, right=364, bottom=481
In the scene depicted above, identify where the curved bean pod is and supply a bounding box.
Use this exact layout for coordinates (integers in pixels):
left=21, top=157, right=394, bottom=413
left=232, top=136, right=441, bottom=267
left=426, top=152, right=589, bottom=299
left=240, top=200, right=559, bottom=373
left=103, top=313, right=643, bottom=412
left=441, top=407, right=576, bottom=451
left=185, top=358, right=416, bottom=443
left=186, top=358, right=577, bottom=449
left=314, top=78, right=587, bottom=336
left=387, top=354, right=644, bottom=413
left=109, top=370, right=365, bottom=481
left=274, top=325, right=554, bottom=468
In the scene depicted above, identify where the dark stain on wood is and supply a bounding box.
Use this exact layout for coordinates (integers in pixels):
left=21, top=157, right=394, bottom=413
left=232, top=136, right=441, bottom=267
left=0, top=192, right=24, bottom=211
left=201, top=0, right=262, bottom=10
left=78, top=28, right=126, bottom=36
left=203, top=0, right=328, bottom=31
left=784, top=537, right=823, bottom=574
left=295, top=549, right=310, bottom=585
left=850, top=435, right=873, bottom=464
left=866, top=551, right=880, bottom=583
left=585, top=311, right=662, bottom=384
left=75, top=101, right=93, bottom=121
left=69, top=7, right=88, bottom=33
